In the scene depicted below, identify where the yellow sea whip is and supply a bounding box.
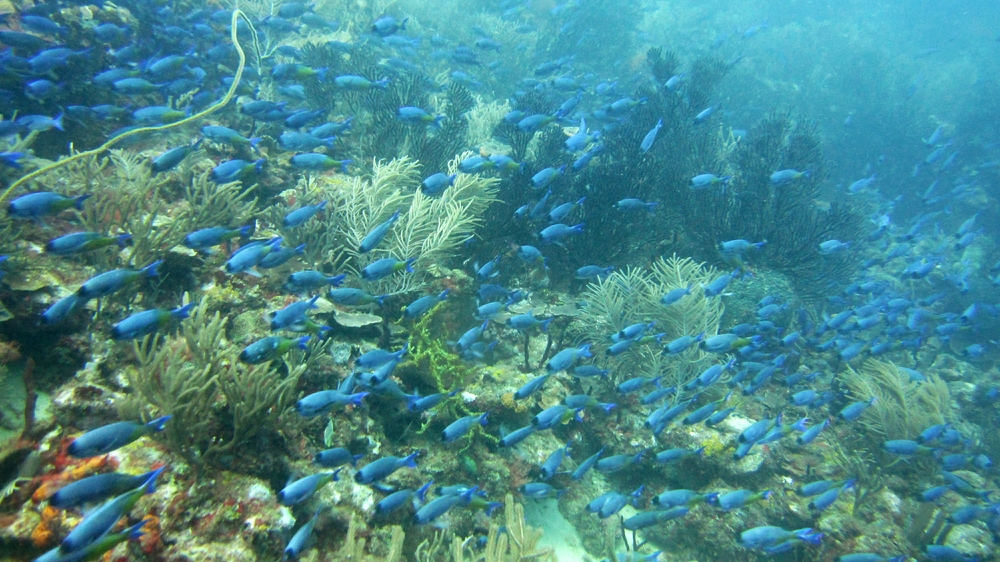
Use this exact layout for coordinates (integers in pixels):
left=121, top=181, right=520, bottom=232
left=0, top=10, right=261, bottom=205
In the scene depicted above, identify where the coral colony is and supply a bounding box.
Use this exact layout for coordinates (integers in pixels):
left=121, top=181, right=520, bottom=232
left=0, top=1, right=997, bottom=561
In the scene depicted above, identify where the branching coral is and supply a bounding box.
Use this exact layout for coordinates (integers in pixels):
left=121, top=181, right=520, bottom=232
left=415, top=494, right=554, bottom=562
left=286, top=155, right=498, bottom=296
left=465, top=97, right=511, bottom=151
left=336, top=512, right=405, bottom=561
left=842, top=358, right=951, bottom=442
left=576, top=255, right=724, bottom=390
left=67, top=150, right=189, bottom=271
left=177, top=167, right=258, bottom=232
left=666, top=113, right=867, bottom=298
left=411, top=82, right=477, bottom=173
left=120, top=300, right=303, bottom=466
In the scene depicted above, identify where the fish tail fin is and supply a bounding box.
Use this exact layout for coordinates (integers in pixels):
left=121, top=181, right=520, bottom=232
left=74, top=194, right=93, bottom=209
left=600, top=402, right=617, bottom=414
left=402, top=451, right=419, bottom=468
left=540, top=318, right=553, bottom=332
left=142, top=259, right=165, bottom=278
left=238, top=222, right=256, bottom=239
left=432, top=115, right=444, bottom=130
left=339, top=159, right=353, bottom=173
left=404, top=257, right=416, bottom=272
left=801, top=531, right=824, bottom=546
left=116, top=233, right=133, bottom=247
left=417, top=479, right=433, bottom=501
left=127, top=518, right=149, bottom=540
left=147, top=415, right=173, bottom=433
left=485, top=501, right=502, bottom=516
left=143, top=465, right=167, bottom=493
left=351, top=453, right=365, bottom=466
left=249, top=137, right=262, bottom=150
left=173, top=302, right=196, bottom=319
left=295, top=335, right=310, bottom=349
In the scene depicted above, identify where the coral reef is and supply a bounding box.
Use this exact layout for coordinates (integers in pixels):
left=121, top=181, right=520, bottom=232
left=576, top=255, right=724, bottom=389
left=286, top=154, right=498, bottom=296
left=842, top=358, right=951, bottom=442
left=119, top=300, right=303, bottom=467
left=415, top=494, right=554, bottom=562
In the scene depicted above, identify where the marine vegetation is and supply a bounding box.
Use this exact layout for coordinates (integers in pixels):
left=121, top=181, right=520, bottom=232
left=576, top=254, right=724, bottom=389
left=0, top=0, right=998, bottom=561
left=119, top=299, right=304, bottom=467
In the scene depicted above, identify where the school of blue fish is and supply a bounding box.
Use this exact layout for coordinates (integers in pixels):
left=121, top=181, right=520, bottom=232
left=1, top=0, right=999, bottom=560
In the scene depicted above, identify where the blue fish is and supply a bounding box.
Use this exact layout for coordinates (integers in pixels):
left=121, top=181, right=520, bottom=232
left=640, top=118, right=663, bottom=152
left=289, top=154, right=352, bottom=172
left=285, top=507, right=322, bottom=559
left=769, top=169, right=810, bottom=184
left=403, top=290, right=450, bottom=319
left=546, top=344, right=593, bottom=373
left=284, top=201, right=327, bottom=227
left=296, top=390, right=367, bottom=417
left=839, top=397, right=876, bottom=421
left=76, top=261, right=163, bottom=300
left=499, top=425, right=537, bottom=447
left=522, top=482, right=564, bottom=500
left=59, top=468, right=163, bottom=553
left=422, top=172, right=457, bottom=195
left=414, top=486, right=477, bottom=525
left=514, top=373, right=552, bottom=400
left=354, top=452, right=419, bottom=484
left=442, top=413, right=488, bottom=442
left=49, top=468, right=164, bottom=509
left=314, top=448, right=365, bottom=468
left=622, top=507, right=689, bottom=530
left=284, top=271, right=346, bottom=293
left=41, top=294, right=87, bottom=325
left=406, top=388, right=460, bottom=413
left=362, top=257, right=415, bottom=280
left=270, top=296, right=320, bottom=330
left=111, top=303, right=195, bottom=340
left=689, top=173, right=732, bottom=189
left=359, top=211, right=400, bottom=253
left=595, top=450, right=645, bottom=473
left=533, top=405, right=582, bottom=430
left=68, top=415, right=171, bottom=458
left=46, top=232, right=132, bottom=255
left=225, top=238, right=282, bottom=275
left=152, top=139, right=203, bottom=173
left=540, top=444, right=570, bottom=479
left=239, top=335, right=309, bottom=364
left=571, top=447, right=604, bottom=480
left=8, top=192, right=90, bottom=219
left=357, top=344, right=409, bottom=369
left=278, top=471, right=341, bottom=505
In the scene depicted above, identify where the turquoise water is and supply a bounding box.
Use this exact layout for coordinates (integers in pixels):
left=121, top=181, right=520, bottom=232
left=0, top=0, right=999, bottom=561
